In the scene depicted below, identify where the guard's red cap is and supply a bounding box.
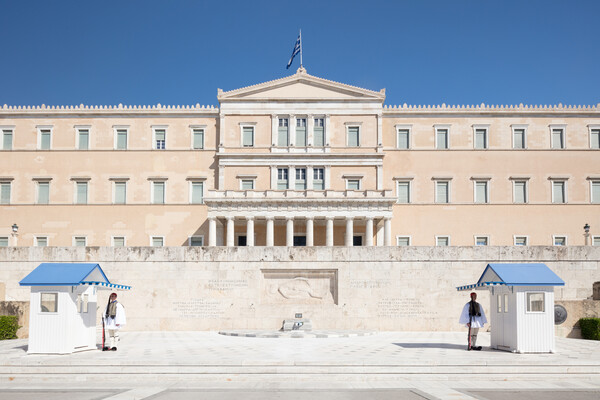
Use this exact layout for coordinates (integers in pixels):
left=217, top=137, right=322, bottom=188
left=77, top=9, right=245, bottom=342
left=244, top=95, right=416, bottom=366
left=470, top=292, right=477, bottom=297
left=110, top=292, right=117, bottom=298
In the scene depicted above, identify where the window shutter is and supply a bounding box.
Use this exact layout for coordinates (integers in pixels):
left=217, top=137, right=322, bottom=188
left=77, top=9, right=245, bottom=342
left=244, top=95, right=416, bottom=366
left=397, top=130, right=409, bottom=149
left=313, top=120, right=324, bottom=147
left=78, top=130, right=89, bottom=150
left=553, top=182, right=565, bottom=203
left=115, top=182, right=126, bottom=204
left=592, top=182, right=600, bottom=204
left=347, top=127, right=359, bottom=147
left=592, top=130, right=600, bottom=149
left=0, top=184, right=10, bottom=204
left=113, top=237, right=125, bottom=246
left=436, top=182, right=448, bottom=203
left=552, top=129, right=564, bottom=149
left=193, top=129, right=204, bottom=149
left=296, top=119, right=306, bottom=147
left=117, top=130, right=127, bottom=149
left=475, top=182, right=487, bottom=203
left=38, top=182, right=49, bottom=204
left=2, top=131, right=12, bottom=150
left=41, top=131, right=51, bottom=149
left=243, top=127, right=254, bottom=147
left=514, top=182, right=526, bottom=203
left=397, top=182, right=409, bottom=203
left=437, top=129, right=448, bottom=149
left=475, top=129, right=486, bottom=149
left=154, top=182, right=165, bottom=204
left=77, top=182, right=88, bottom=204
left=191, top=182, right=203, bottom=204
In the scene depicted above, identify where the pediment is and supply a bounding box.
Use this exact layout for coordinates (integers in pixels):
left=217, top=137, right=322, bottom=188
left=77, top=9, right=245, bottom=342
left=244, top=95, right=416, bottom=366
left=218, top=68, right=385, bottom=103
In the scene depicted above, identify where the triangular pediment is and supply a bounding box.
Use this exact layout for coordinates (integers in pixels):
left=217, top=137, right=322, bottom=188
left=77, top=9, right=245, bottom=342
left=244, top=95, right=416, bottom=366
left=218, top=68, right=385, bottom=102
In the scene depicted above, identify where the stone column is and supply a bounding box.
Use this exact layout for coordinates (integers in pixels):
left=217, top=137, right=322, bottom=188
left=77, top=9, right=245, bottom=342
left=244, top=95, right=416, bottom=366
left=345, top=217, right=354, bottom=246
left=326, top=217, right=334, bottom=247
left=377, top=112, right=383, bottom=152
left=289, top=115, right=296, bottom=147
left=384, top=217, right=392, bottom=246
left=246, top=216, right=254, bottom=247
left=271, top=114, right=278, bottom=147
left=365, top=217, right=374, bottom=246
left=226, top=217, right=234, bottom=247
left=306, top=218, right=314, bottom=246
left=376, top=165, right=383, bottom=190
left=266, top=216, right=274, bottom=246
left=208, top=217, right=217, bottom=246
left=286, top=217, right=294, bottom=246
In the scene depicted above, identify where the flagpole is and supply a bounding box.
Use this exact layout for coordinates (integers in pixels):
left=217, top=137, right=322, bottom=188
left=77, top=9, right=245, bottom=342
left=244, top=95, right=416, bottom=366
left=299, top=29, right=303, bottom=67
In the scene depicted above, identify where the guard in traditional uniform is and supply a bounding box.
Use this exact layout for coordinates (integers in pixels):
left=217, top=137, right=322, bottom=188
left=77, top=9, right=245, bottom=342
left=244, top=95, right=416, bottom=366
left=459, top=292, right=487, bottom=350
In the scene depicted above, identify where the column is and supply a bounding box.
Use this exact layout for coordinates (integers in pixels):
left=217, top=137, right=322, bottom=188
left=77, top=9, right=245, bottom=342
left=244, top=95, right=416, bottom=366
left=286, top=217, right=294, bottom=246
left=271, top=114, right=278, bottom=147
left=307, top=166, right=314, bottom=190
left=326, top=217, right=334, bottom=246
left=376, top=165, right=383, bottom=190
left=345, top=217, right=354, bottom=246
left=246, top=216, right=254, bottom=247
left=384, top=217, right=392, bottom=246
left=306, top=218, right=314, bottom=246
left=289, top=165, right=296, bottom=190
left=208, top=217, right=217, bottom=246
left=289, top=115, right=296, bottom=147
left=307, top=114, right=314, bottom=147
left=365, top=217, right=374, bottom=246
left=218, top=115, right=225, bottom=152
left=325, top=115, right=331, bottom=147
left=266, top=216, right=274, bottom=246
left=376, top=113, right=383, bottom=151
left=226, top=217, right=234, bottom=247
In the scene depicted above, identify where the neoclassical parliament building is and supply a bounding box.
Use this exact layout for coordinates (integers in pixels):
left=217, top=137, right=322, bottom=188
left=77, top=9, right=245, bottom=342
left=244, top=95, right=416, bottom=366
left=1, top=68, right=599, bottom=249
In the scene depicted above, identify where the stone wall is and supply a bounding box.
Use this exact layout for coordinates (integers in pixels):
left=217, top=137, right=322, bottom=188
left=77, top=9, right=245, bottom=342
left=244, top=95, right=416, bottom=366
left=0, top=246, right=598, bottom=335
left=555, top=299, right=600, bottom=338
left=0, top=301, right=29, bottom=338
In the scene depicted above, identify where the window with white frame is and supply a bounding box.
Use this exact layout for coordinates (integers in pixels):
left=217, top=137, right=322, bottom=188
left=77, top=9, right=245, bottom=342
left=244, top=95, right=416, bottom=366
left=313, top=168, right=324, bottom=190
left=190, top=181, right=203, bottom=204
left=514, top=236, right=528, bottom=246
left=40, top=293, right=58, bottom=313
left=278, top=118, right=289, bottom=146
left=152, top=181, right=166, bottom=204
left=153, top=127, right=166, bottom=150
left=513, top=180, right=528, bottom=203
left=296, top=118, right=307, bottom=147
left=593, top=236, right=600, bottom=246
left=435, top=180, right=450, bottom=203
left=397, top=181, right=410, bottom=203
left=397, top=236, right=410, bottom=246
left=474, top=180, right=489, bottom=204
left=435, top=126, right=449, bottom=149
left=38, top=127, right=52, bottom=150
left=346, top=179, right=360, bottom=190
left=277, top=168, right=288, bottom=190
left=295, top=168, right=306, bottom=190
left=347, top=126, right=360, bottom=147
left=73, top=236, right=87, bottom=247
left=151, top=236, right=164, bottom=247
left=115, top=128, right=128, bottom=150
left=192, top=127, right=204, bottom=149
left=591, top=180, right=600, bottom=204
left=0, top=237, right=8, bottom=247
left=35, top=236, right=48, bottom=247
left=551, top=125, right=566, bottom=149
left=553, top=235, right=567, bottom=246
left=36, top=181, right=50, bottom=204
left=77, top=127, right=89, bottom=150
left=313, top=118, right=325, bottom=147
left=112, top=236, right=126, bottom=247
left=396, top=125, right=411, bottom=149
left=242, top=125, right=255, bottom=147
left=512, top=126, right=527, bottom=149
left=0, top=181, right=11, bottom=204
left=436, top=236, right=450, bottom=246
left=1, top=128, right=13, bottom=150
left=473, top=126, right=488, bottom=149
left=113, top=181, right=127, bottom=204
left=526, top=292, right=545, bottom=312
left=241, top=179, right=255, bottom=190
left=551, top=180, right=567, bottom=204
left=590, top=127, right=600, bottom=149
left=189, top=236, right=204, bottom=246
left=475, top=236, right=489, bottom=246
left=75, top=181, right=88, bottom=204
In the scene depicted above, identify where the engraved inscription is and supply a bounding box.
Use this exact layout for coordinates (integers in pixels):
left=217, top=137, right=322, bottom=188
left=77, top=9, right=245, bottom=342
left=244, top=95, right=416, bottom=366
left=206, top=279, right=249, bottom=290
left=173, top=299, right=225, bottom=319
left=349, top=279, right=392, bottom=289
left=377, top=298, right=433, bottom=318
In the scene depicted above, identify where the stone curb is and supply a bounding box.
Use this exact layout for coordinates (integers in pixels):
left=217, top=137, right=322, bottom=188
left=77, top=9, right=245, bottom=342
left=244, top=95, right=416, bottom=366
left=217, top=330, right=377, bottom=338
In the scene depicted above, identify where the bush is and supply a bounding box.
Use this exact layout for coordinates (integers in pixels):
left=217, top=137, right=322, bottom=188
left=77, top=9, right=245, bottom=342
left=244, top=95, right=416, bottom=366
left=579, top=318, right=600, bottom=341
left=0, top=316, right=20, bottom=340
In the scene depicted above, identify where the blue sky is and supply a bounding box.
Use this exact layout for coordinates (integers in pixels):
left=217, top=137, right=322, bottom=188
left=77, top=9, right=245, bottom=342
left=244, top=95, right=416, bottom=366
left=1, top=0, right=598, bottom=107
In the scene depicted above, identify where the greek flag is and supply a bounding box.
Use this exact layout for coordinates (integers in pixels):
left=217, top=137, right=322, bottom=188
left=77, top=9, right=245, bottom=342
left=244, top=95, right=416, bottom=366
left=286, top=33, right=301, bottom=69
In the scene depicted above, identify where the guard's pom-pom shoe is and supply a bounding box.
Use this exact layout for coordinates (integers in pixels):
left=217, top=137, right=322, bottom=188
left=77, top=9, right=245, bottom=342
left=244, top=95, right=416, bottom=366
left=111, top=347, right=117, bottom=351
left=102, top=346, right=110, bottom=351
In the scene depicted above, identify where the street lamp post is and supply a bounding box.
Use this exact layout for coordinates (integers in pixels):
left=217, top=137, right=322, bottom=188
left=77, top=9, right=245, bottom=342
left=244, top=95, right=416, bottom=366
left=584, top=223, right=590, bottom=246
left=11, top=223, right=18, bottom=247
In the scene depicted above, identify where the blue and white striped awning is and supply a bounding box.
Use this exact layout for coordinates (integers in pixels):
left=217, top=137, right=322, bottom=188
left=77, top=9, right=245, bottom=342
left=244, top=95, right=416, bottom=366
left=81, top=281, right=131, bottom=290
left=20, top=263, right=131, bottom=291
left=456, top=263, right=564, bottom=292
left=456, top=282, right=505, bottom=292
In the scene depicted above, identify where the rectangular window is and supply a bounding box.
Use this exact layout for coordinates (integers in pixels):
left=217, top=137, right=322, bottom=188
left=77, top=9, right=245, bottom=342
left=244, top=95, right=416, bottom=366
left=474, top=128, right=488, bottom=149
left=552, top=128, right=565, bottom=149
left=0, top=237, right=8, bottom=247
left=514, top=236, right=528, bottom=246
left=74, top=236, right=86, bottom=247
left=513, top=128, right=526, bottom=149
left=436, top=128, right=448, bottom=149
left=347, top=179, right=360, bottom=190
left=474, top=181, right=488, bottom=203
left=151, top=236, right=164, bottom=247
left=242, top=126, right=254, bottom=147
left=241, top=179, right=254, bottom=190
left=475, top=236, right=489, bottom=246
left=277, top=168, right=288, bottom=190
left=436, top=236, right=449, bottom=246
left=0, top=182, right=10, bottom=204
left=76, top=182, right=88, bottom=204
left=154, top=128, right=166, bottom=150
left=313, top=168, right=324, bottom=190
left=2, top=129, right=13, bottom=150
left=435, top=181, right=449, bottom=203
left=191, top=182, right=203, bottom=204
left=593, top=236, right=600, bottom=246
left=497, top=294, right=502, bottom=313
left=36, top=236, right=48, bottom=247
left=504, top=294, right=509, bottom=313
left=153, top=182, right=165, bottom=204
left=552, top=181, right=566, bottom=204
left=296, top=118, right=306, bottom=147
left=77, top=129, right=89, bottom=150
left=278, top=118, right=289, bottom=147
left=295, top=168, right=306, bottom=190
left=347, top=126, right=359, bottom=147
left=189, top=236, right=204, bottom=246
left=514, top=181, right=527, bottom=204
left=37, top=181, right=50, bottom=204
left=591, top=129, right=600, bottom=149
left=192, top=128, right=204, bottom=149
left=39, top=129, right=51, bottom=150
left=591, top=181, right=600, bottom=204
left=116, top=129, right=128, bottom=150
left=112, top=237, right=125, bottom=247
left=397, top=236, right=410, bottom=246
left=40, top=293, right=58, bottom=313
left=313, top=118, right=324, bottom=147
left=397, top=128, right=410, bottom=149
left=527, top=292, right=545, bottom=312
left=114, top=182, right=126, bottom=204
left=554, top=236, right=567, bottom=246
left=397, top=181, right=410, bottom=203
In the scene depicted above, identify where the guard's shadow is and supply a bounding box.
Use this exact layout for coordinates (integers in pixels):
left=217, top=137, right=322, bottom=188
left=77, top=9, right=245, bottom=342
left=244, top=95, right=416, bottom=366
left=393, top=343, right=468, bottom=350
left=13, top=344, right=28, bottom=352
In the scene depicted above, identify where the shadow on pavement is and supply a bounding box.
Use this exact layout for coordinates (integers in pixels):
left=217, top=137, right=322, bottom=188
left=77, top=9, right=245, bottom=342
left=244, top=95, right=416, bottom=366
left=393, top=342, right=470, bottom=350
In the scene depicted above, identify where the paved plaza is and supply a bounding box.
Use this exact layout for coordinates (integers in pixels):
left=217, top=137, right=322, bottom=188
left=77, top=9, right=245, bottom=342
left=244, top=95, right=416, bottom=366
left=0, top=331, right=599, bottom=399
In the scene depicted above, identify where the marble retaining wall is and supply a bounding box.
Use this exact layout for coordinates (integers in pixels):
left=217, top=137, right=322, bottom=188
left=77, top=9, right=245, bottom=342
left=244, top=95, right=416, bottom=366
left=0, top=246, right=598, bottom=335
